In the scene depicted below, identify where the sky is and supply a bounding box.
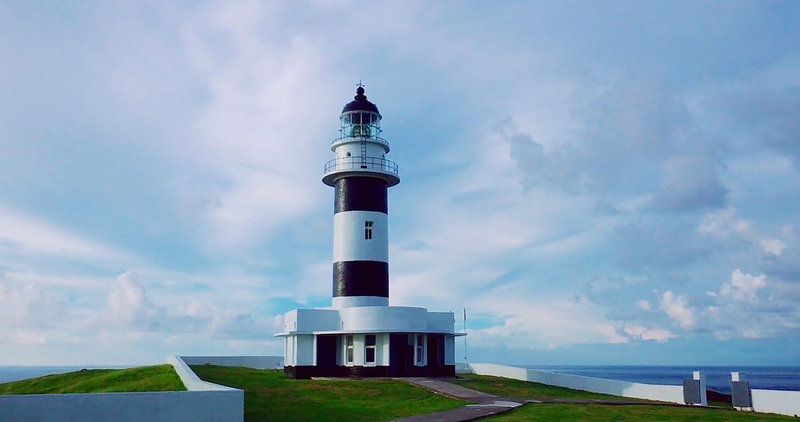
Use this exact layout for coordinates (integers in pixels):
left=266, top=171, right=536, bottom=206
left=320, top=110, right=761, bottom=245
left=1, top=1, right=799, bottom=366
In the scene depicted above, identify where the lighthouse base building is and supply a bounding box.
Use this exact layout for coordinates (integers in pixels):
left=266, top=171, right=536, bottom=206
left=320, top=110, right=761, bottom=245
left=276, top=86, right=460, bottom=378
left=279, top=307, right=457, bottom=378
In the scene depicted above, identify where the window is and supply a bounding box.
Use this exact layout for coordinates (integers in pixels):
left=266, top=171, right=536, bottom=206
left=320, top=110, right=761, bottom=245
left=365, top=335, right=376, bottom=365
left=415, top=334, right=425, bottom=365
left=345, top=335, right=354, bottom=365
left=365, top=221, right=373, bottom=240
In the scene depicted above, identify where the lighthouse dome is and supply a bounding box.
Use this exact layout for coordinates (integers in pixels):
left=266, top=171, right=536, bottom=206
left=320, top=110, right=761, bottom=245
left=341, top=86, right=381, bottom=117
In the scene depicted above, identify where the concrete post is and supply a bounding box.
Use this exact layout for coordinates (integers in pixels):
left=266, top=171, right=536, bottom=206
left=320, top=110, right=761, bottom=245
left=731, top=372, right=753, bottom=410
left=693, top=371, right=708, bottom=406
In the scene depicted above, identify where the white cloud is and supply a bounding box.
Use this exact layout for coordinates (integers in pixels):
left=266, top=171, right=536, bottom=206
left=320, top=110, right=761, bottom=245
left=107, top=271, right=162, bottom=325
left=760, top=238, right=786, bottom=256
left=698, top=207, right=788, bottom=256
left=660, top=290, right=696, bottom=330
left=0, top=277, right=66, bottom=328
left=636, top=300, right=652, bottom=311
left=720, top=269, right=766, bottom=302
left=0, top=205, right=138, bottom=265
left=470, top=295, right=628, bottom=350
left=623, top=325, right=673, bottom=342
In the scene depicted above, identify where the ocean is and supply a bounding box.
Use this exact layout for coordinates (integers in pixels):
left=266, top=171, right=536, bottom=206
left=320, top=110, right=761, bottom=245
left=0, top=366, right=126, bottom=384
left=524, top=365, right=800, bottom=394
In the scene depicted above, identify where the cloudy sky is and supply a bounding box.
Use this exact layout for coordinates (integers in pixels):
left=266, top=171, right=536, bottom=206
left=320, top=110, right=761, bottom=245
left=1, top=1, right=799, bottom=366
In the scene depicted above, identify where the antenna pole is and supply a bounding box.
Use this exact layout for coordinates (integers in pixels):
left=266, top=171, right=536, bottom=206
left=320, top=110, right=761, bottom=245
left=463, top=307, right=468, bottom=362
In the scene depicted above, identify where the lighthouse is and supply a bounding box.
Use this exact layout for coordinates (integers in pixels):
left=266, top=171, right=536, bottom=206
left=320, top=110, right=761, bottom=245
left=277, top=85, right=460, bottom=379
left=323, top=85, right=399, bottom=309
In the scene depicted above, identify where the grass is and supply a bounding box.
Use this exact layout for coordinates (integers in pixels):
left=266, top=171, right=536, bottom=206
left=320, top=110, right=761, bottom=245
left=454, top=375, right=793, bottom=421
left=451, top=373, right=648, bottom=401
left=0, top=364, right=186, bottom=394
left=485, top=403, right=797, bottom=421
left=190, top=365, right=464, bottom=421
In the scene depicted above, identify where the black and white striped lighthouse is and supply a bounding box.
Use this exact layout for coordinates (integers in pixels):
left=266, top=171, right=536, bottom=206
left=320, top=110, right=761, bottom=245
left=322, top=85, right=400, bottom=309
left=278, top=85, right=458, bottom=379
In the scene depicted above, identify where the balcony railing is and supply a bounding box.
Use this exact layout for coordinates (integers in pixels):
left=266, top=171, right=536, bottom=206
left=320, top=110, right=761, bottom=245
left=324, top=156, right=398, bottom=175
left=330, top=135, right=391, bottom=149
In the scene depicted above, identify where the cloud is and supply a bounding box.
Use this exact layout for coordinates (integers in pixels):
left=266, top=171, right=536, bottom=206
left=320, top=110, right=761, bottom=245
left=470, top=296, right=628, bottom=350
left=0, top=276, right=66, bottom=328
left=0, top=205, right=138, bottom=265
left=647, top=155, right=728, bottom=213
left=660, top=290, right=696, bottom=330
left=697, top=207, right=790, bottom=257
left=760, top=239, right=787, bottom=256
left=720, top=269, right=766, bottom=302
left=2, top=1, right=800, bottom=364
left=711, top=84, right=800, bottom=165
left=107, top=271, right=163, bottom=326
left=623, top=325, right=673, bottom=342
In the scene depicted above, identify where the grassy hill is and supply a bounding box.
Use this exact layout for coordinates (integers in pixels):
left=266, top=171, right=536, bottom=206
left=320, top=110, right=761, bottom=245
left=192, top=367, right=794, bottom=421
left=0, top=364, right=185, bottom=394
left=190, top=365, right=463, bottom=421
left=485, top=404, right=795, bottom=421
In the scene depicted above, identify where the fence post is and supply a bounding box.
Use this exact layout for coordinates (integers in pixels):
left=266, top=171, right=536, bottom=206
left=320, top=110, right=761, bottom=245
left=731, top=372, right=753, bottom=410
left=694, top=371, right=708, bottom=405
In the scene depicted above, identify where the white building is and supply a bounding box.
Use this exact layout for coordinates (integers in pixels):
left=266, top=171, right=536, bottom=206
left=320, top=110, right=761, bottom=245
left=276, top=86, right=461, bottom=378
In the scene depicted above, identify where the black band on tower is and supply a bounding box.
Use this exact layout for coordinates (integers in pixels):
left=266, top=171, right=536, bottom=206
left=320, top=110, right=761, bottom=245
left=332, top=261, right=389, bottom=297
left=335, top=177, right=388, bottom=214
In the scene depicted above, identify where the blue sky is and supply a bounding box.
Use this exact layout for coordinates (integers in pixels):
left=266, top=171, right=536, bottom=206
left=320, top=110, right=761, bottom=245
left=1, top=1, right=799, bottom=366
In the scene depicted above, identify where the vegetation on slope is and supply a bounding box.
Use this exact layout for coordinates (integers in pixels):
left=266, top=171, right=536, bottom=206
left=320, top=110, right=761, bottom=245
left=190, top=365, right=464, bottom=421
left=451, top=373, right=646, bottom=401
left=454, top=374, right=792, bottom=421
left=0, top=364, right=186, bottom=394
left=486, top=403, right=796, bottom=421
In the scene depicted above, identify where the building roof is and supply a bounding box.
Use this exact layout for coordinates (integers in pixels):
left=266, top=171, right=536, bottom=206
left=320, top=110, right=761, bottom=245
left=341, top=86, right=381, bottom=117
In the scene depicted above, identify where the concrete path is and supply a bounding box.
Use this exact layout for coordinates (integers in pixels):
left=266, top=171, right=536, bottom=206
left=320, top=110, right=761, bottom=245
left=395, top=378, right=524, bottom=421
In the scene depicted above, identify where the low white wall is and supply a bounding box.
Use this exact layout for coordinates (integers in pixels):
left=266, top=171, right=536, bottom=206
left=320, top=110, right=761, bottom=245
left=0, top=357, right=244, bottom=422
left=752, top=389, right=800, bottom=417
left=169, top=355, right=245, bottom=391
left=464, top=363, right=684, bottom=404
left=0, top=390, right=242, bottom=422
left=179, top=355, right=283, bottom=370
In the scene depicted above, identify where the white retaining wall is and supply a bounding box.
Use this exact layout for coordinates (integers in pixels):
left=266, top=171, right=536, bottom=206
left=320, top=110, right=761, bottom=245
left=751, top=389, right=800, bottom=417
left=0, top=356, right=245, bottom=422
left=0, top=390, right=242, bottom=422
left=462, top=363, right=684, bottom=404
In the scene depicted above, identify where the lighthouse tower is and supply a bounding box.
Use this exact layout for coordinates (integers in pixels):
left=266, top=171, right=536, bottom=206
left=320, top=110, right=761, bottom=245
left=277, top=86, right=460, bottom=379
left=322, top=85, right=399, bottom=309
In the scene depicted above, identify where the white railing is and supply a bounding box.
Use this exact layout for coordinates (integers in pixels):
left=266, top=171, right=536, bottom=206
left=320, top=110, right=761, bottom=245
left=324, top=156, right=398, bottom=175
left=331, top=135, right=390, bottom=149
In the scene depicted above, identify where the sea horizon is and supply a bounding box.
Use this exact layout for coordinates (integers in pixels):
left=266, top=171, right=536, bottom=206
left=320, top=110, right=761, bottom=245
left=522, top=364, right=800, bottom=394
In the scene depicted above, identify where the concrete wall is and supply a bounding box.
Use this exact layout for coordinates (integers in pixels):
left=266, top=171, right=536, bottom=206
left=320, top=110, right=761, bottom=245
left=0, top=390, right=242, bottom=422
left=751, top=389, right=800, bottom=417
left=297, top=335, right=315, bottom=366
left=0, top=356, right=244, bottom=422
left=463, top=363, right=684, bottom=404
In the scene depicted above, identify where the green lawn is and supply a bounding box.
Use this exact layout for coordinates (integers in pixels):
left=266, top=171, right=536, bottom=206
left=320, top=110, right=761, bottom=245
left=0, top=364, right=186, bottom=394
left=455, top=375, right=793, bottom=421
left=452, top=373, right=646, bottom=401
left=190, top=365, right=464, bottom=421
left=486, top=403, right=796, bottom=421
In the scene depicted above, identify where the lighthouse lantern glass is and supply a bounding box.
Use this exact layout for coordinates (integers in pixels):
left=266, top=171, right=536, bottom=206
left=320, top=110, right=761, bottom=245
left=341, top=111, right=380, bottom=139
